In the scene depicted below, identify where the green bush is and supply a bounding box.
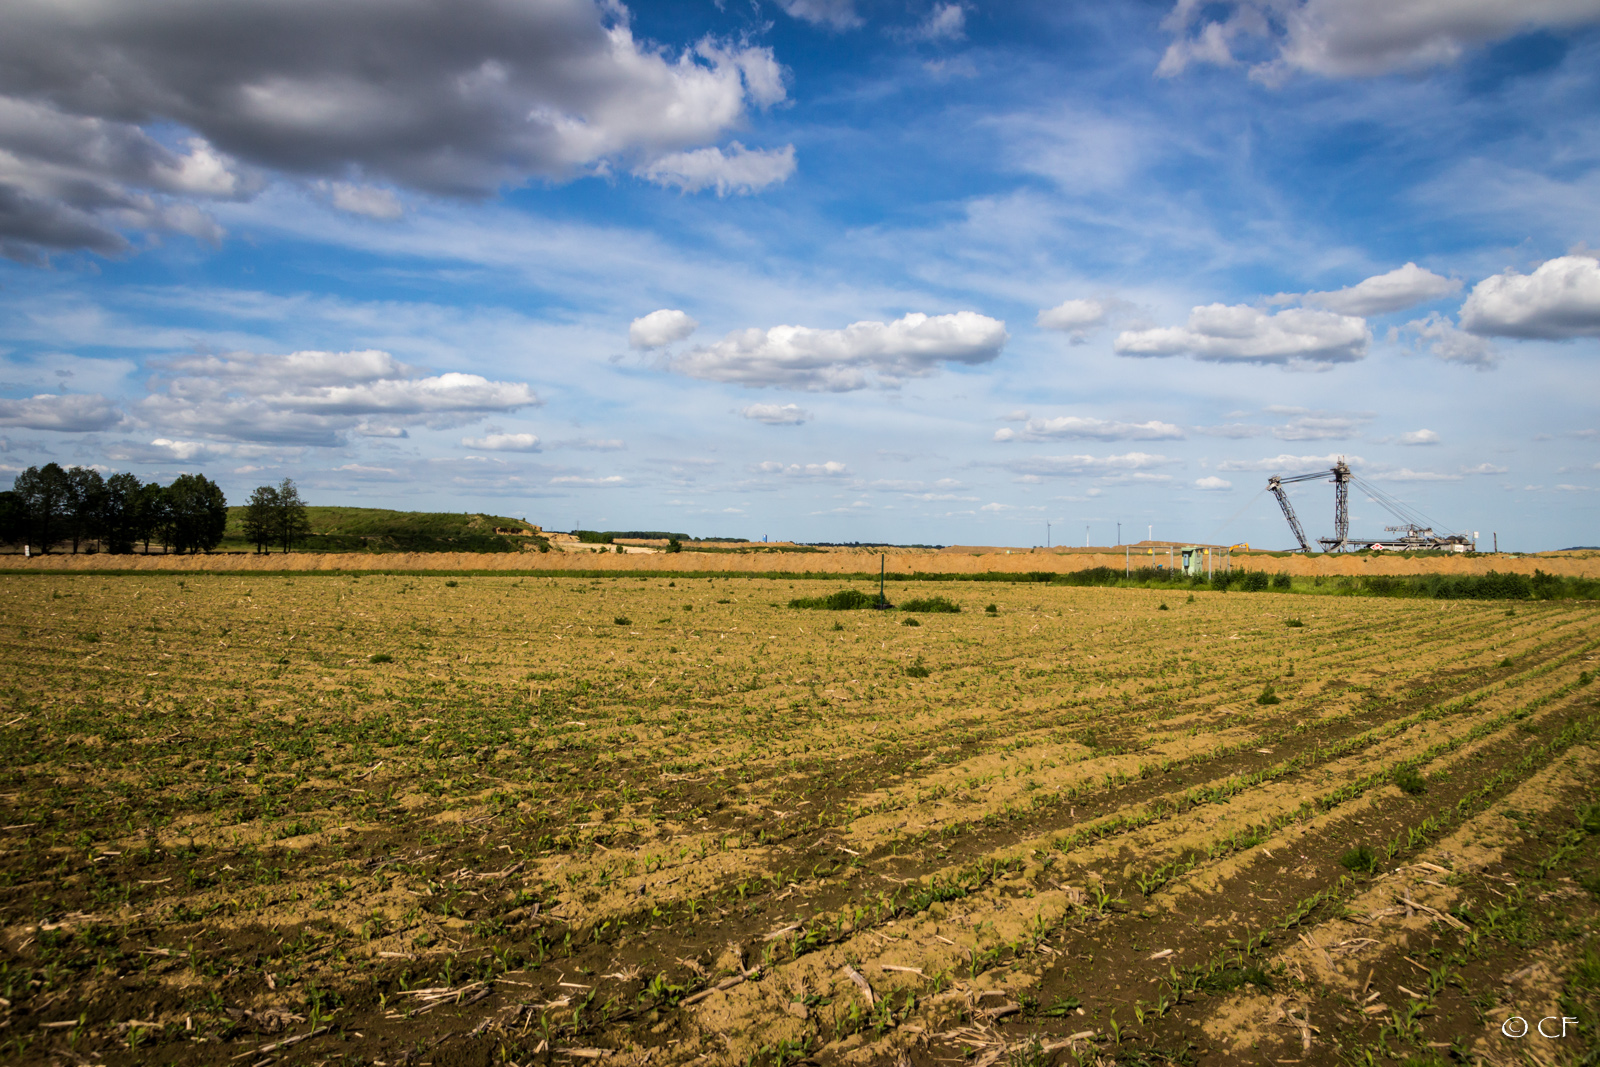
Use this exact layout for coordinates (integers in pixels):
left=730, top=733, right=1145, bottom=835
left=900, top=595, right=961, bottom=613
left=789, top=589, right=879, bottom=610
left=1271, top=571, right=1292, bottom=590
left=905, top=660, right=931, bottom=678
left=1285, top=617, right=1304, bottom=627
left=984, top=603, right=998, bottom=614
left=1240, top=570, right=1270, bottom=592
left=614, top=616, right=631, bottom=626
left=369, top=653, right=393, bottom=664
left=1256, top=684, right=1281, bottom=706
left=902, top=617, right=921, bottom=627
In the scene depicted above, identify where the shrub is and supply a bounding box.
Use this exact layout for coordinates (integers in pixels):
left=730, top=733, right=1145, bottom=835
left=1240, top=570, right=1270, bottom=592
left=614, top=616, right=631, bottom=626
left=985, top=603, right=998, bottom=614
left=789, top=589, right=878, bottom=610
left=903, top=617, right=921, bottom=627
left=905, top=660, right=931, bottom=678
left=445, top=580, right=458, bottom=587
left=1393, top=766, right=1426, bottom=795
left=1339, top=845, right=1379, bottom=874
left=1256, top=684, right=1281, bottom=706
left=900, top=595, right=961, bottom=613
left=1285, top=617, right=1304, bottom=628
left=369, top=653, right=393, bottom=664
left=1158, top=603, right=1169, bottom=611
left=1271, top=572, right=1292, bottom=590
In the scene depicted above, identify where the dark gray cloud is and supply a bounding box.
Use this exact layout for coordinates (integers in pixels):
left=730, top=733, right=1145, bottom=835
left=0, top=0, right=787, bottom=260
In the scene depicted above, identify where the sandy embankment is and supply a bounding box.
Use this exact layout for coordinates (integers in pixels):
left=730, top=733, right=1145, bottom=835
left=6, top=542, right=1599, bottom=578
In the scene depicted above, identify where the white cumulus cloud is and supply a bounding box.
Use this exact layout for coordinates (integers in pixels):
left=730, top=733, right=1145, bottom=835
left=0, top=392, right=123, bottom=431
left=321, top=182, right=404, bottom=220
left=1298, top=263, right=1460, bottom=316
left=776, top=0, right=862, bottom=29
left=1400, top=429, right=1440, bottom=445
left=639, top=142, right=796, bottom=196
left=993, top=416, right=1184, bottom=442
left=741, top=403, right=810, bottom=425
left=1037, top=298, right=1113, bottom=344
left=1157, top=0, right=1600, bottom=82
left=757, top=460, right=849, bottom=477
left=909, top=4, right=967, bottom=41
left=461, top=432, right=541, bottom=452
left=1272, top=414, right=1367, bottom=441
left=1114, top=304, right=1369, bottom=365
left=629, top=309, right=700, bottom=349
left=670, top=311, right=1008, bottom=391
left=1458, top=255, right=1600, bottom=340
left=1216, top=453, right=1363, bottom=473
left=1195, top=475, right=1232, bottom=490
left=138, top=348, right=539, bottom=446
left=1402, top=313, right=1499, bottom=368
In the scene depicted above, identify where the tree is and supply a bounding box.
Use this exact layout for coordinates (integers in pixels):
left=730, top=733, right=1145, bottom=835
left=101, top=472, right=145, bottom=554
left=135, top=480, right=168, bottom=553
left=0, top=490, right=23, bottom=546
left=64, top=466, right=106, bottom=553
left=165, top=473, right=227, bottom=553
left=243, top=484, right=279, bottom=554
left=11, top=463, right=68, bottom=551
left=274, top=478, right=311, bottom=553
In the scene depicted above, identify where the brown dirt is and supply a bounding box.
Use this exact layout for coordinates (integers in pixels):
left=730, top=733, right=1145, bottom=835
left=0, top=574, right=1595, bottom=1066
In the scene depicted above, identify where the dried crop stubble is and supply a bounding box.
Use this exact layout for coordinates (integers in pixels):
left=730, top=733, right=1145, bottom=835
left=0, top=574, right=1595, bottom=1066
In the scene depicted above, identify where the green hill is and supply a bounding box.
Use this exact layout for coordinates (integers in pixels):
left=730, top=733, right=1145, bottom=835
left=222, top=506, right=547, bottom=554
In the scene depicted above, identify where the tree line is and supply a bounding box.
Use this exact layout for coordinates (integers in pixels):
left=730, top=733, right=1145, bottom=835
left=1, top=464, right=311, bottom=555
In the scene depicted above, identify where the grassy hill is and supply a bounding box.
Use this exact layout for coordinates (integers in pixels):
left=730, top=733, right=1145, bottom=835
left=221, top=506, right=547, bottom=554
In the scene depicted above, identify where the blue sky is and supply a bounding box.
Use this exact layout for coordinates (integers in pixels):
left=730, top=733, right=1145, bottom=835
left=1, top=0, right=1597, bottom=549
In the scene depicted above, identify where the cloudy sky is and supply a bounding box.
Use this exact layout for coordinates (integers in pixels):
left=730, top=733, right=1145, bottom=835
left=1, top=0, right=1597, bottom=548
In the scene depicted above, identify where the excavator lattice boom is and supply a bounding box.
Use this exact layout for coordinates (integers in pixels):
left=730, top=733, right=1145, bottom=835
left=1264, top=456, right=1471, bottom=554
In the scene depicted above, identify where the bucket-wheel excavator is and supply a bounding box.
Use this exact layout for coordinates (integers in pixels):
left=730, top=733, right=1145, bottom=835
left=1266, top=457, right=1472, bottom=553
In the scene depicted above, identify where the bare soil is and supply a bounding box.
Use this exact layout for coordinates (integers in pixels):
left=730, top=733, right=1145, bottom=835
left=0, top=573, right=1596, bottom=1066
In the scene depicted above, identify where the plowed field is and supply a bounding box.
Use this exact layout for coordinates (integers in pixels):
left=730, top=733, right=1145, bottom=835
left=2, top=573, right=1598, bottom=1066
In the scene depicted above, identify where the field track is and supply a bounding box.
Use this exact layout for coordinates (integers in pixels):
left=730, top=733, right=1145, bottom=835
left=1, top=572, right=1598, bottom=1066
